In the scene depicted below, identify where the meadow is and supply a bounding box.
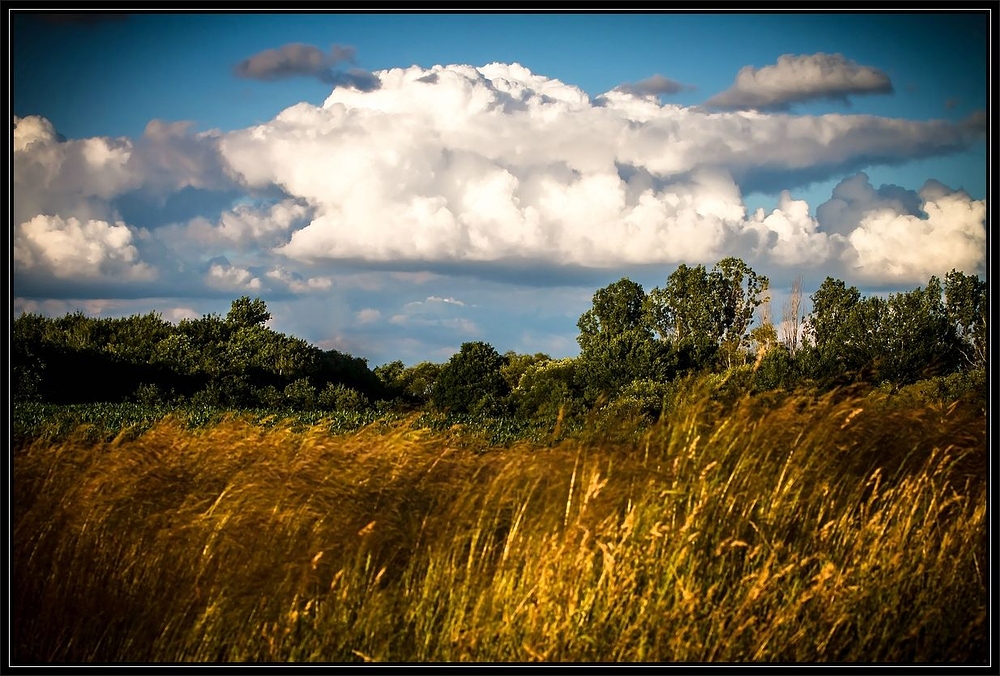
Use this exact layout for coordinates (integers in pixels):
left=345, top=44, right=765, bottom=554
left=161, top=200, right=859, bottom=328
left=12, top=385, right=987, bottom=663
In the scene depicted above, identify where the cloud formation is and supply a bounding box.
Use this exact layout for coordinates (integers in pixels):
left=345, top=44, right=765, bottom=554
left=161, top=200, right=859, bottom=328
left=14, top=215, right=155, bottom=282
left=613, top=73, right=693, bottom=97
left=235, top=42, right=354, bottom=80
left=706, top=53, right=893, bottom=111
left=11, top=61, right=986, bottom=353
left=234, top=42, right=381, bottom=91
left=215, top=62, right=982, bottom=282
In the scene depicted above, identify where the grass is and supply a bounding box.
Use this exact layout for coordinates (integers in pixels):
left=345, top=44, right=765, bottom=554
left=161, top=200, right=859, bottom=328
left=11, top=387, right=987, bottom=662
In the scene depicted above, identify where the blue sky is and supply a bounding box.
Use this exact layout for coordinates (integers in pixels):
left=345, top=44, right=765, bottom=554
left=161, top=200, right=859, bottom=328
left=11, top=10, right=991, bottom=366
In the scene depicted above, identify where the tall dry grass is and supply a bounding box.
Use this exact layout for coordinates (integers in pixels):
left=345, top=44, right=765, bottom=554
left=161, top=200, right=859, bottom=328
left=12, top=389, right=987, bottom=662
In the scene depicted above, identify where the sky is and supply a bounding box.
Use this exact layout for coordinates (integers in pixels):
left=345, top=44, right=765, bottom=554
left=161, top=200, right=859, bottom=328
left=10, top=9, right=992, bottom=367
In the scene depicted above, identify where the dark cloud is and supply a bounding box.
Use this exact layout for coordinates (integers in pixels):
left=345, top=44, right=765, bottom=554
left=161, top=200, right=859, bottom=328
left=728, top=114, right=986, bottom=195
left=234, top=42, right=358, bottom=81
left=815, top=173, right=923, bottom=236
left=706, top=53, right=893, bottom=111
left=319, top=67, right=382, bottom=92
left=614, top=74, right=693, bottom=97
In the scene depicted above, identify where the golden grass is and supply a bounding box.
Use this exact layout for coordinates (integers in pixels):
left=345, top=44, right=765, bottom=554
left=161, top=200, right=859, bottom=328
left=12, top=391, right=987, bottom=662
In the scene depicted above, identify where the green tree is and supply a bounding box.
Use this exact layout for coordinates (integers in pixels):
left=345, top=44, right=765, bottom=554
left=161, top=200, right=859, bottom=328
left=374, top=360, right=406, bottom=391
left=500, top=351, right=551, bottom=391
left=512, top=357, right=583, bottom=420
left=396, top=361, right=444, bottom=406
left=576, top=278, right=675, bottom=402
left=804, top=275, right=964, bottom=387
left=646, top=257, right=769, bottom=371
left=802, top=277, right=865, bottom=380
left=714, top=257, right=770, bottom=367
left=284, top=378, right=317, bottom=410
left=875, top=277, right=960, bottom=384
left=318, top=383, right=370, bottom=411
left=12, top=313, right=52, bottom=401
left=226, top=296, right=271, bottom=328
left=431, top=341, right=509, bottom=414
left=944, top=269, right=987, bottom=370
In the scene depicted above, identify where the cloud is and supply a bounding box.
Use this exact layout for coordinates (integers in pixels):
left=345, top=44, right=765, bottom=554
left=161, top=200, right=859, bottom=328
left=613, top=74, right=693, bottom=98
left=217, top=62, right=981, bottom=280
left=14, top=215, right=155, bottom=282
left=265, top=266, right=333, bottom=294
left=705, top=53, right=893, bottom=111
left=235, top=42, right=354, bottom=80
left=205, top=260, right=261, bottom=291
left=426, top=296, right=467, bottom=306
left=234, top=42, right=380, bottom=91
left=13, top=115, right=235, bottom=229
left=744, top=191, right=836, bottom=268
left=13, top=115, right=137, bottom=226
left=155, top=199, right=312, bottom=256
left=816, top=175, right=986, bottom=283
left=355, top=308, right=382, bottom=324
left=320, top=68, right=382, bottom=92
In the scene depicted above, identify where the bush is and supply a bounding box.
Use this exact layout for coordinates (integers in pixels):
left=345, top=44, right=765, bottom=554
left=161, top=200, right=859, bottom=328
left=284, top=378, right=317, bottom=410
left=318, top=383, right=371, bottom=412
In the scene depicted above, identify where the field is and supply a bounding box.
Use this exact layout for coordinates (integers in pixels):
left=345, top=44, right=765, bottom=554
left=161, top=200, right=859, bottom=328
left=12, top=387, right=988, bottom=663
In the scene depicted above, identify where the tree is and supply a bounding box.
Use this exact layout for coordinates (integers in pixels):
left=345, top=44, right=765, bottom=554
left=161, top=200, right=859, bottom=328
left=577, top=278, right=648, bottom=347
left=500, top=351, right=551, bottom=391
left=284, top=378, right=317, bottom=410
left=944, top=269, right=987, bottom=370
left=646, top=257, right=769, bottom=371
left=374, top=360, right=406, bottom=390
left=12, top=312, right=51, bottom=401
left=713, top=257, right=770, bottom=367
left=804, top=275, right=963, bottom=387
left=576, top=278, right=675, bottom=402
left=512, top=357, right=583, bottom=420
left=780, top=276, right=804, bottom=355
left=752, top=345, right=799, bottom=393
left=431, top=341, right=509, bottom=414
left=802, top=277, right=876, bottom=382
left=318, top=383, right=370, bottom=411
left=226, top=296, right=271, bottom=328
left=749, top=292, right=778, bottom=364
left=397, top=361, right=444, bottom=406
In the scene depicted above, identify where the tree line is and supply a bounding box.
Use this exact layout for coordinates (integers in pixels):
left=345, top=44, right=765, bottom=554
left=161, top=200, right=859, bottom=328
left=12, top=258, right=987, bottom=419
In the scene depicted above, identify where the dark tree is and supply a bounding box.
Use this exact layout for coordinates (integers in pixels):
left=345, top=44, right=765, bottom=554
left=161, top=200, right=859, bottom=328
left=431, top=341, right=509, bottom=414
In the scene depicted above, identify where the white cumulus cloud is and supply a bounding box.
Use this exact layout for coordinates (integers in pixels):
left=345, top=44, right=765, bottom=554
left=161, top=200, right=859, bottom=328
left=14, top=215, right=155, bottom=281
left=216, top=62, right=982, bottom=282
left=206, top=261, right=261, bottom=291
left=842, top=185, right=986, bottom=283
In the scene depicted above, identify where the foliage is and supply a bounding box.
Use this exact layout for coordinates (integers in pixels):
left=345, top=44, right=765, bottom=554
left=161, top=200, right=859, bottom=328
left=318, top=383, right=371, bottom=412
left=803, top=276, right=966, bottom=387
left=751, top=345, right=801, bottom=393
left=944, top=269, right=988, bottom=370
left=576, top=278, right=676, bottom=402
left=226, top=295, right=272, bottom=328
left=646, top=257, right=769, bottom=370
left=11, top=297, right=383, bottom=411
left=511, top=357, right=584, bottom=421
left=431, top=341, right=510, bottom=414
left=11, top=265, right=987, bottom=421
